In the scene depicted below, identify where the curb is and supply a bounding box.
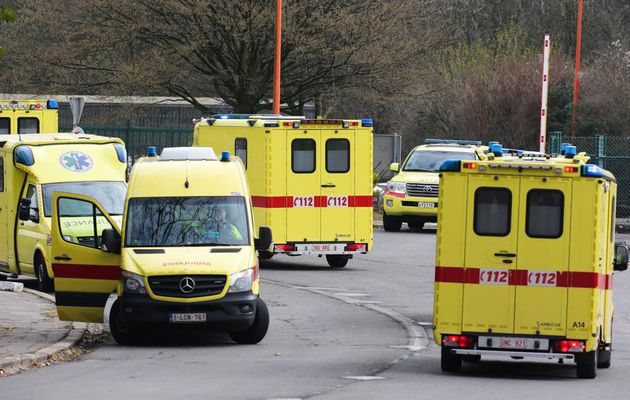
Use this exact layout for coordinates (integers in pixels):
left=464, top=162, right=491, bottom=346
left=0, top=288, right=88, bottom=375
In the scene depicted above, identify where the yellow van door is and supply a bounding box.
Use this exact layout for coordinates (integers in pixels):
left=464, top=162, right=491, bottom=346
left=320, top=131, right=355, bottom=241
left=462, top=175, right=520, bottom=333
left=286, top=130, right=321, bottom=242
left=513, top=178, right=571, bottom=336
left=51, top=193, right=121, bottom=322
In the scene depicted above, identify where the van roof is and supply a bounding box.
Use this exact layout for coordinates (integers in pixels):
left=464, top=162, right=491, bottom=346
left=0, top=133, right=122, bottom=148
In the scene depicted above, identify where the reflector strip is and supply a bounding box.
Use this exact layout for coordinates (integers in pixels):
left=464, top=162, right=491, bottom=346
left=435, top=266, right=611, bottom=289
left=251, top=195, right=373, bottom=208
left=52, top=263, right=121, bottom=280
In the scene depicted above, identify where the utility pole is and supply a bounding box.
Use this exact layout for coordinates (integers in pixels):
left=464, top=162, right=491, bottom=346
left=571, top=0, right=584, bottom=138
left=273, top=0, right=282, bottom=115
left=539, top=33, right=551, bottom=154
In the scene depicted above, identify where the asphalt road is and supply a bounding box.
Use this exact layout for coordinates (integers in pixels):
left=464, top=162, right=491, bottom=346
left=2, top=228, right=630, bottom=399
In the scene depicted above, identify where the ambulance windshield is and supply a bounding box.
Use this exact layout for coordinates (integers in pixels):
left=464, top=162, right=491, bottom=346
left=43, top=181, right=127, bottom=217
left=403, top=150, right=475, bottom=172
left=125, top=196, right=250, bottom=247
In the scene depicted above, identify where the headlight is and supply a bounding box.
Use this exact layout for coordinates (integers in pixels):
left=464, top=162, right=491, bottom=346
left=386, top=181, right=406, bottom=195
left=228, top=268, right=255, bottom=293
left=122, top=271, right=146, bottom=294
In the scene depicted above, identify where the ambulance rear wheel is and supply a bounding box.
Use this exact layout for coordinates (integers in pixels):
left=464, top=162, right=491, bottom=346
left=229, top=298, right=269, bottom=345
left=441, top=346, right=462, bottom=372
left=258, top=251, right=274, bottom=261
left=383, top=212, right=402, bottom=232
left=35, top=257, right=54, bottom=293
left=576, top=350, right=597, bottom=379
left=326, top=255, right=351, bottom=268
left=109, top=299, right=140, bottom=346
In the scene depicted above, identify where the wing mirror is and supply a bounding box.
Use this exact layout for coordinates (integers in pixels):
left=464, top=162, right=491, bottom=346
left=614, top=242, right=629, bottom=272
left=390, top=162, right=400, bottom=173
left=255, top=226, right=273, bottom=251
left=18, top=198, right=31, bottom=221
left=101, top=229, right=122, bottom=254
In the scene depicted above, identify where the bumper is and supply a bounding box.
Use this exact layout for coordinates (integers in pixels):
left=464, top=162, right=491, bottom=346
left=119, top=291, right=258, bottom=331
left=450, top=348, right=576, bottom=361
left=383, top=195, right=438, bottom=218
left=273, top=243, right=369, bottom=256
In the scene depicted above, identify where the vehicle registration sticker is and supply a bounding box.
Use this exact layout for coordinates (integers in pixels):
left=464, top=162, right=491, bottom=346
left=295, top=243, right=345, bottom=253
left=478, top=336, right=549, bottom=351
left=169, top=313, right=207, bottom=323
left=418, top=202, right=435, bottom=208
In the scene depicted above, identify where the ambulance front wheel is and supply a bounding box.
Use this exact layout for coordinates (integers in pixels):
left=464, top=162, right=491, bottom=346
left=576, top=351, right=597, bottom=379
left=109, top=299, right=141, bottom=346
left=35, top=257, right=54, bottom=293
left=229, top=298, right=269, bottom=345
left=383, top=212, right=402, bottom=232
left=326, top=255, right=351, bottom=268
left=440, top=346, right=462, bottom=372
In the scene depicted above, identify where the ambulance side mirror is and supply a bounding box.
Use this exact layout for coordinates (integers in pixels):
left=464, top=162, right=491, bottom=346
left=614, top=242, right=629, bottom=271
left=18, top=198, right=31, bottom=221
left=101, top=229, right=121, bottom=254
left=256, top=226, right=272, bottom=251
left=390, top=163, right=400, bottom=173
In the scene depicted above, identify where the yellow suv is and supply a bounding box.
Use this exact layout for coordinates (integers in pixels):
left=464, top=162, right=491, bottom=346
left=383, top=139, right=484, bottom=231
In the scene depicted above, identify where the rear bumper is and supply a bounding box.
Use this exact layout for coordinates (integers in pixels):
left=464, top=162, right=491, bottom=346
left=450, top=348, right=576, bottom=361
left=273, top=243, right=368, bottom=256
left=119, top=292, right=257, bottom=331
left=383, top=195, right=438, bottom=218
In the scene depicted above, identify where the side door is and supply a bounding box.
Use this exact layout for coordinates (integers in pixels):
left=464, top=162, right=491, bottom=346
left=16, top=182, right=42, bottom=274
left=51, top=193, right=121, bottom=322
left=462, top=174, right=520, bottom=334
left=286, top=130, right=321, bottom=242
left=514, top=177, right=571, bottom=336
left=320, top=131, right=355, bottom=242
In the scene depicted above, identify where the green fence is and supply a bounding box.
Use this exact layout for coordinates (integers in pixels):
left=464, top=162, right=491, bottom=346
left=62, top=126, right=193, bottom=161
left=549, top=132, right=630, bottom=218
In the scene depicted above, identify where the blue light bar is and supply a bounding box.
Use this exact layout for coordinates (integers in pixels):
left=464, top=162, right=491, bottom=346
left=211, top=114, right=251, bottom=120
left=146, top=146, right=157, bottom=157
left=490, top=143, right=503, bottom=156
left=425, top=138, right=482, bottom=146
left=221, top=151, right=231, bottom=162
left=488, top=141, right=499, bottom=148
left=46, top=100, right=58, bottom=109
left=113, top=143, right=127, bottom=163
left=361, top=119, right=373, bottom=127
left=581, top=164, right=604, bottom=178
left=565, top=145, right=577, bottom=158
left=264, top=122, right=279, bottom=128
left=560, top=143, right=571, bottom=155
left=439, top=159, right=461, bottom=172
left=15, top=146, right=35, bottom=166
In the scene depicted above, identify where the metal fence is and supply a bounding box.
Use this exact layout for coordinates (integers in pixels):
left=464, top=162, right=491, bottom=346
left=549, top=132, right=630, bottom=218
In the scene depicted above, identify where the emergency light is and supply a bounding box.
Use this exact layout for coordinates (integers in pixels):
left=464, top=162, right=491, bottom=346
left=146, top=146, right=157, bottom=157
left=15, top=146, right=35, bottom=166
left=581, top=164, right=604, bottom=178
left=114, top=143, right=127, bottom=163
left=46, top=100, right=58, bottom=109
left=439, top=159, right=461, bottom=172
left=565, top=145, right=577, bottom=158
left=560, top=143, right=572, bottom=155
left=361, top=119, right=373, bottom=127
left=425, top=139, right=482, bottom=146
left=221, top=151, right=231, bottom=162
left=490, top=143, right=503, bottom=156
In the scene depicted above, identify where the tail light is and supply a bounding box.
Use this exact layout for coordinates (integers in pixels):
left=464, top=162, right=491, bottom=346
left=463, top=162, right=478, bottom=169
left=346, top=243, right=366, bottom=252
left=443, top=335, right=475, bottom=348
left=274, top=244, right=295, bottom=252
left=553, top=340, right=584, bottom=353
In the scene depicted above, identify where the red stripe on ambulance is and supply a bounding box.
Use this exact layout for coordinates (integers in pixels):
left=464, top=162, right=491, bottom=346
left=52, top=263, right=121, bottom=280
left=251, top=195, right=373, bottom=208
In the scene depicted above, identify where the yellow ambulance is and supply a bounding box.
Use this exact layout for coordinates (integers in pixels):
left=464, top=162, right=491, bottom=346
left=384, top=139, right=485, bottom=231
left=193, top=115, right=373, bottom=269
left=433, top=143, right=628, bottom=378
left=49, top=147, right=272, bottom=345
left=0, top=100, right=59, bottom=134
left=0, top=134, right=127, bottom=292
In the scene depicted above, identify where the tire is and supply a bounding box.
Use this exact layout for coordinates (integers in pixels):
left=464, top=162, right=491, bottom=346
left=258, top=251, right=274, bottom=261
left=229, top=298, right=270, bottom=344
left=597, top=348, right=611, bottom=369
left=109, top=299, right=140, bottom=346
left=35, top=257, right=54, bottom=293
left=383, top=212, right=402, bottom=232
left=576, top=350, right=597, bottom=379
left=441, top=346, right=462, bottom=372
left=326, top=255, right=351, bottom=269
left=407, top=221, right=425, bottom=231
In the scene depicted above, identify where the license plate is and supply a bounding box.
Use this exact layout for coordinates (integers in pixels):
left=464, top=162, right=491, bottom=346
left=418, top=202, right=435, bottom=208
left=479, top=336, right=549, bottom=351
left=169, top=313, right=207, bottom=323
left=295, top=243, right=345, bottom=253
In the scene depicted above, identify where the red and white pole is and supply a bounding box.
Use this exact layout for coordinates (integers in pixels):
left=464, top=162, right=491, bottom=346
left=273, top=0, right=282, bottom=115
left=539, top=33, right=551, bottom=154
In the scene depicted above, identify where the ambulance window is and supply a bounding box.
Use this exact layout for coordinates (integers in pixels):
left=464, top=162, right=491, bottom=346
left=18, top=118, right=39, bottom=134
left=235, top=138, right=247, bottom=169
left=474, top=187, right=511, bottom=236
left=292, top=139, right=316, bottom=173
left=0, top=118, right=9, bottom=134
left=24, top=184, right=39, bottom=222
left=57, top=197, right=113, bottom=249
left=326, top=139, right=350, bottom=173
left=526, top=189, right=564, bottom=238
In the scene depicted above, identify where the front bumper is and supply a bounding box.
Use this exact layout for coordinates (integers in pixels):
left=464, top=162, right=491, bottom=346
left=119, top=291, right=258, bottom=331
left=383, top=194, right=438, bottom=218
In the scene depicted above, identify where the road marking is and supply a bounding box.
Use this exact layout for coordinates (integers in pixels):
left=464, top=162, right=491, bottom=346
left=342, top=376, right=386, bottom=381
left=333, top=293, right=372, bottom=297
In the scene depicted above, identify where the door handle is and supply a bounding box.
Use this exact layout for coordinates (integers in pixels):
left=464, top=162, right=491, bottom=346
left=54, top=255, right=72, bottom=261
left=321, top=184, right=336, bottom=188
left=494, top=252, right=517, bottom=258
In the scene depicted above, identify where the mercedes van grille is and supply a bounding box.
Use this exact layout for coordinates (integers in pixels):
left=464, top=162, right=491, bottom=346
left=406, top=183, right=439, bottom=197
left=148, top=275, right=227, bottom=298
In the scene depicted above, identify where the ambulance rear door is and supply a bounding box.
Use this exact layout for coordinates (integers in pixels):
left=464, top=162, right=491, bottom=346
left=462, top=174, right=519, bottom=333
left=51, top=193, right=121, bottom=322
left=514, top=177, right=571, bottom=336
left=286, top=129, right=321, bottom=242
left=17, top=112, right=43, bottom=134
left=320, top=130, right=355, bottom=242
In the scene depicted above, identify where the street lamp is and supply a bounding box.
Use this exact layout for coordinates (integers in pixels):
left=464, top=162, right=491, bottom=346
left=273, top=0, right=282, bottom=115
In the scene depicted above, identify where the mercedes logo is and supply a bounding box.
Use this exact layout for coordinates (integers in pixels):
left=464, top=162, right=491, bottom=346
left=421, top=185, right=433, bottom=192
left=179, top=277, right=196, bottom=294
